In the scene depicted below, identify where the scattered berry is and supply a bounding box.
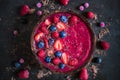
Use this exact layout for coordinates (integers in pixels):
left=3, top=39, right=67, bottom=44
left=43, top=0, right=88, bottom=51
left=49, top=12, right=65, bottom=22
left=37, top=50, right=45, bottom=58
left=20, top=5, right=30, bottom=16
left=79, top=6, right=84, bottom=11
left=52, top=58, right=61, bottom=65
left=18, top=69, right=29, bottom=79
left=37, top=41, right=44, bottom=49
left=60, top=0, right=69, bottom=6
left=61, top=52, right=69, bottom=64
left=14, top=62, right=21, bottom=68
left=56, top=22, right=66, bottom=31
left=100, top=22, right=105, bottom=27
left=55, top=51, right=62, bottom=57
left=45, top=56, right=52, bottom=63
left=48, top=38, right=54, bottom=45
left=37, top=10, right=42, bottom=16
left=34, top=32, right=44, bottom=42
left=87, top=11, right=95, bottom=19
left=59, top=31, right=67, bottom=38
left=101, top=41, right=110, bottom=50
left=60, top=16, right=68, bottom=23
left=69, top=16, right=78, bottom=25
left=36, top=2, right=42, bottom=8
left=92, top=57, right=102, bottom=64
left=59, top=63, right=65, bottom=69
left=52, top=32, right=59, bottom=38
left=79, top=68, right=88, bottom=80
left=53, top=16, right=59, bottom=23
left=19, top=58, right=24, bottom=64
left=69, top=58, right=78, bottom=66
left=54, top=39, right=63, bottom=50
left=84, top=2, right=89, bottom=8
left=49, top=25, right=57, bottom=32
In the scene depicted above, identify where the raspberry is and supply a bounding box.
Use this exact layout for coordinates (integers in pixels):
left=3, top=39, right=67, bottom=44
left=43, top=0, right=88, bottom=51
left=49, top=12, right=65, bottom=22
left=79, top=68, right=88, bottom=80
left=87, top=12, right=95, bottom=19
left=101, top=41, right=110, bottom=50
left=20, top=5, right=30, bottom=16
left=18, top=69, right=29, bottom=79
left=60, top=0, right=69, bottom=6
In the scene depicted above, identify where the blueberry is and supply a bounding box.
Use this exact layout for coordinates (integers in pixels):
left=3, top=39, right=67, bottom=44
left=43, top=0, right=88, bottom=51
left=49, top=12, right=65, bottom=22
left=59, top=31, right=67, bottom=38
left=59, top=63, right=65, bottom=69
left=49, top=25, right=57, bottom=31
left=45, top=56, right=52, bottom=63
left=60, top=16, right=68, bottom=23
left=38, top=41, right=44, bottom=48
left=14, top=62, right=21, bottom=68
left=55, top=51, right=62, bottom=57
left=48, top=38, right=54, bottom=45
left=92, top=57, right=102, bottom=64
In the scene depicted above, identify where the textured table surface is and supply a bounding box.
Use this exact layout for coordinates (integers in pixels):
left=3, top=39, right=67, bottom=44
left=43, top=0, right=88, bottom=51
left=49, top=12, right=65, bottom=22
left=0, top=0, right=120, bottom=80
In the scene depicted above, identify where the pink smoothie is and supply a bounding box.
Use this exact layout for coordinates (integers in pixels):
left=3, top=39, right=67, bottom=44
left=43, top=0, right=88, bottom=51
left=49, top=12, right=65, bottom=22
left=31, top=12, right=93, bottom=73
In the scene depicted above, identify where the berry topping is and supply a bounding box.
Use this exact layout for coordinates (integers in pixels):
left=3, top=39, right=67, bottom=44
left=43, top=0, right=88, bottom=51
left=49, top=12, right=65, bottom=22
left=45, top=56, right=52, bottom=63
left=20, top=5, right=30, bottom=16
left=56, top=22, right=66, bottom=31
left=44, top=19, right=51, bottom=26
left=37, top=50, right=45, bottom=58
left=101, top=41, right=110, bottom=50
left=53, top=16, right=59, bottom=23
left=60, top=0, right=69, bottom=6
left=49, top=25, right=57, bottom=32
left=84, top=3, right=89, bottom=8
left=14, top=62, right=21, bottom=68
left=69, top=16, right=78, bottom=25
left=18, top=69, right=29, bottom=79
left=100, top=22, right=105, bottom=27
left=48, top=38, right=55, bottom=45
left=55, top=51, right=62, bottom=57
left=79, top=6, right=84, bottom=11
left=37, top=41, right=44, bottom=49
left=52, top=32, right=59, bottom=38
left=54, top=39, right=63, bottom=50
left=59, top=31, right=67, bottom=38
left=60, top=16, right=68, bottom=23
left=59, top=63, right=65, bottom=69
left=92, top=57, right=102, bottom=64
left=52, top=58, right=61, bottom=65
left=69, top=58, right=78, bottom=66
left=43, top=37, right=49, bottom=48
left=40, top=26, right=48, bottom=34
left=87, top=12, right=95, bottom=19
left=34, top=32, right=44, bottom=42
left=61, top=52, right=69, bottom=64
left=79, top=68, right=88, bottom=80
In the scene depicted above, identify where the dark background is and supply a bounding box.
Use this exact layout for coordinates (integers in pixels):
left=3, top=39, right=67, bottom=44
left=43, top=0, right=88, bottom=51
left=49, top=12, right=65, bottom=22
left=0, top=0, right=120, bottom=80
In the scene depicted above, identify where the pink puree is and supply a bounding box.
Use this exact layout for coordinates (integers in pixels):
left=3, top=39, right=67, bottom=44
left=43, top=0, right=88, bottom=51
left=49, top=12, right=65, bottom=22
left=34, top=12, right=92, bottom=73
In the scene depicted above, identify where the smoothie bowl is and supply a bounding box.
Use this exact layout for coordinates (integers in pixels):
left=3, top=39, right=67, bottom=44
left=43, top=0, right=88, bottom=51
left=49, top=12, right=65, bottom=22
left=31, top=11, right=96, bottom=73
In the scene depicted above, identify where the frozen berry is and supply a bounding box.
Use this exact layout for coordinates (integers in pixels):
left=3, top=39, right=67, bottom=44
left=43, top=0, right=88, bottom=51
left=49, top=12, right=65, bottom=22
left=92, top=57, right=102, bottom=64
left=36, top=2, right=42, bottom=8
left=52, top=32, right=59, bottom=38
left=37, top=41, right=44, bottom=49
left=52, top=58, right=61, bottom=65
left=84, top=3, right=89, bottom=8
left=55, top=51, right=62, bottom=57
left=37, top=50, right=45, bottom=58
left=59, top=31, right=67, bottom=38
left=59, top=63, right=65, bottom=69
left=49, top=25, right=57, bottom=32
left=14, top=62, right=21, bottom=68
left=79, top=68, right=88, bottom=80
left=60, top=0, right=69, bottom=6
left=100, top=22, right=105, bottom=27
left=101, top=41, right=110, bottom=50
left=87, top=12, right=95, bottom=19
left=20, top=5, right=30, bottom=16
left=48, top=38, right=55, bottom=45
left=69, top=16, right=78, bottom=25
left=45, top=56, right=52, bottom=63
left=79, top=6, right=84, bottom=11
left=60, top=16, right=68, bottom=23
left=53, top=16, right=59, bottom=23
left=18, top=69, right=29, bottom=79
left=54, top=39, right=63, bottom=50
